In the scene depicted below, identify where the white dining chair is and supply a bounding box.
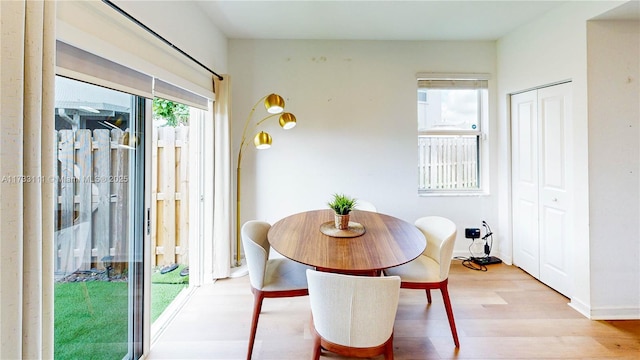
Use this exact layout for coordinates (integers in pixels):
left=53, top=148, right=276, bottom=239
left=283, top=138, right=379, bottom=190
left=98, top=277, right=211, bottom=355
left=241, top=220, right=311, bottom=360
left=306, top=269, right=401, bottom=359
left=384, top=216, right=460, bottom=347
left=354, top=199, right=377, bottom=212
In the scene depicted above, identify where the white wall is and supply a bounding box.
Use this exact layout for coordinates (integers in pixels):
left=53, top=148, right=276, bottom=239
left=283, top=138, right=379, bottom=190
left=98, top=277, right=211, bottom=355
left=587, top=19, right=640, bottom=319
left=113, top=0, right=228, bottom=74
left=229, top=39, right=498, bottom=257
left=496, top=0, right=635, bottom=318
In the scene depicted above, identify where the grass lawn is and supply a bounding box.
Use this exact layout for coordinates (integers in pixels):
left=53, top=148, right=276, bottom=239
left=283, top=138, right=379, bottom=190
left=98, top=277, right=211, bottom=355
left=55, top=280, right=186, bottom=360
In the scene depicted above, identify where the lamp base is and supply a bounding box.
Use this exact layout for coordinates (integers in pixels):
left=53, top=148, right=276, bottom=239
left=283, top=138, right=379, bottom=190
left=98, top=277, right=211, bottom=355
left=229, top=260, right=248, bottom=278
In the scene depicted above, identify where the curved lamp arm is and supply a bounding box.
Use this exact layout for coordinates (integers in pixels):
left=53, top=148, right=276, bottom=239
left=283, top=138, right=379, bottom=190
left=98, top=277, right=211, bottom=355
left=235, top=94, right=296, bottom=266
left=238, top=95, right=269, bottom=161
left=237, top=112, right=279, bottom=168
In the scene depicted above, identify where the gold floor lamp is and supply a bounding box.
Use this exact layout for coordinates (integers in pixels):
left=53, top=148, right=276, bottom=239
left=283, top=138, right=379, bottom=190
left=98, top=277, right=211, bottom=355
left=235, top=93, right=297, bottom=266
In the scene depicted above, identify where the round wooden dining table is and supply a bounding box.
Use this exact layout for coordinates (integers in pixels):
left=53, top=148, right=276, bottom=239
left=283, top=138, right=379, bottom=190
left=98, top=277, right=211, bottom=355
left=268, top=209, right=427, bottom=275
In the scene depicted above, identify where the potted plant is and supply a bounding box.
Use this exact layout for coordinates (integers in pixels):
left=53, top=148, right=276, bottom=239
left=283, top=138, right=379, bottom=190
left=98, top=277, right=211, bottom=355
left=327, top=193, right=357, bottom=230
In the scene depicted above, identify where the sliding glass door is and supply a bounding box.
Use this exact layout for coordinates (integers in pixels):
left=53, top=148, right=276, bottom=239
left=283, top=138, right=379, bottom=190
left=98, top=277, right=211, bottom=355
left=54, top=76, right=145, bottom=360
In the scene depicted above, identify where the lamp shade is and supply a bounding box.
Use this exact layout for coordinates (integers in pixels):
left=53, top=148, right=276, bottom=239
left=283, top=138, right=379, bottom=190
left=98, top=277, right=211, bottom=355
left=264, top=93, right=285, bottom=114
left=254, top=131, right=272, bottom=149
left=279, top=112, right=297, bottom=129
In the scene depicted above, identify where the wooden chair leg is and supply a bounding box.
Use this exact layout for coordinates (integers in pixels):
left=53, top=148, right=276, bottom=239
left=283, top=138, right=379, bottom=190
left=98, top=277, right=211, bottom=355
left=247, top=291, right=265, bottom=360
left=312, top=332, right=322, bottom=360
left=425, top=289, right=432, bottom=304
left=440, top=283, right=460, bottom=348
left=384, top=335, right=394, bottom=360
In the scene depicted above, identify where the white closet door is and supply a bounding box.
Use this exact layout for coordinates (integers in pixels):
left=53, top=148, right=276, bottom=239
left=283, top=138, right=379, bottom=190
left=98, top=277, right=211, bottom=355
left=511, top=89, right=540, bottom=278
left=538, top=83, right=572, bottom=297
left=511, top=82, right=573, bottom=297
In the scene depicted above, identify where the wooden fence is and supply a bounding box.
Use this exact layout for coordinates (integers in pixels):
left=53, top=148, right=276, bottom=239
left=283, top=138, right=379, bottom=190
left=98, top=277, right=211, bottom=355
left=418, top=135, right=478, bottom=191
left=54, top=126, right=190, bottom=277
left=151, top=126, right=189, bottom=268
left=55, top=128, right=130, bottom=276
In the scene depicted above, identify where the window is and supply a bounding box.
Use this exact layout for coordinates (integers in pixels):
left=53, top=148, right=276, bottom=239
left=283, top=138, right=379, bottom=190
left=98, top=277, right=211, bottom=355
left=417, top=78, right=488, bottom=194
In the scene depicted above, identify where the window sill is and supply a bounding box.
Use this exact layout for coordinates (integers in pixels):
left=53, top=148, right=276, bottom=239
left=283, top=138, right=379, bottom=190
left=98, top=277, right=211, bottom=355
left=418, top=190, right=489, bottom=197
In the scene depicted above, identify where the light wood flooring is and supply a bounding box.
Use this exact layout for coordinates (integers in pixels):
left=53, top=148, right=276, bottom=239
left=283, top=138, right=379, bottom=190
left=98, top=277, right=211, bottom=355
left=148, top=261, right=640, bottom=359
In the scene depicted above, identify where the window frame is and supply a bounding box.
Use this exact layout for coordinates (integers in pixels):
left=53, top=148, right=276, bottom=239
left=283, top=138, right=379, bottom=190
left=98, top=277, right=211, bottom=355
left=417, top=75, right=489, bottom=196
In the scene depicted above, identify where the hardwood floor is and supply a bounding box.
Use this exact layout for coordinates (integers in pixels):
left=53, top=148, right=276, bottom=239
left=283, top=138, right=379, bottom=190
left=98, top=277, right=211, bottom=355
left=148, top=261, right=640, bottom=359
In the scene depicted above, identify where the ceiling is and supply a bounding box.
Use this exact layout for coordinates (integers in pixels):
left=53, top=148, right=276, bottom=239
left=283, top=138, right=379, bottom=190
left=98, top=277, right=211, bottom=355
left=197, top=1, right=573, bottom=41
left=198, top=1, right=640, bottom=41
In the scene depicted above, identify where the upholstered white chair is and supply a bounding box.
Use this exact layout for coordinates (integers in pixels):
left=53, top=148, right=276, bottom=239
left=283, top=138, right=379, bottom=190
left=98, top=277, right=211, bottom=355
left=354, top=200, right=377, bottom=212
left=241, top=220, right=311, bottom=360
left=306, top=269, right=401, bottom=359
left=384, top=216, right=460, bottom=347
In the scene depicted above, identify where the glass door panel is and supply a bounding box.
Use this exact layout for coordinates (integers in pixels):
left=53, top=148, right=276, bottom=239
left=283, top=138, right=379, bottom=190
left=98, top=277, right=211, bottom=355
left=54, top=76, right=144, bottom=360
left=150, top=100, right=206, bottom=336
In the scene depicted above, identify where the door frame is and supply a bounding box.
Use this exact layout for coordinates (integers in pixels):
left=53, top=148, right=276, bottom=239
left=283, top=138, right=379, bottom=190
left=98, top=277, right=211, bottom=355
left=142, top=98, right=153, bottom=357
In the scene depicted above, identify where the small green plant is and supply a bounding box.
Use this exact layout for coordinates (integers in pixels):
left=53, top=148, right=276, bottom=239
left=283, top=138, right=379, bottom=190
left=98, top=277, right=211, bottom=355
left=153, top=98, right=189, bottom=127
left=327, top=193, right=357, bottom=215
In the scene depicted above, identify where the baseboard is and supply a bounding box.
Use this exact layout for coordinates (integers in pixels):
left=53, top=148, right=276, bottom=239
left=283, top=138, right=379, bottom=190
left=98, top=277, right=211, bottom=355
left=589, top=306, right=640, bottom=320
left=568, top=298, right=590, bottom=318
left=568, top=299, right=640, bottom=320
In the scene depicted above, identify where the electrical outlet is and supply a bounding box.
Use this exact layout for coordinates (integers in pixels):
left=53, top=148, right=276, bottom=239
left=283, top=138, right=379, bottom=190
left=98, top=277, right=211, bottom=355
left=465, top=228, right=480, bottom=239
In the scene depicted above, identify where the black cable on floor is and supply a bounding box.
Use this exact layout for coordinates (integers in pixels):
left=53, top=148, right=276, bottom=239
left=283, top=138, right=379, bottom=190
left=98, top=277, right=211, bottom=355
left=454, top=256, right=488, bottom=271
left=453, top=240, right=489, bottom=271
